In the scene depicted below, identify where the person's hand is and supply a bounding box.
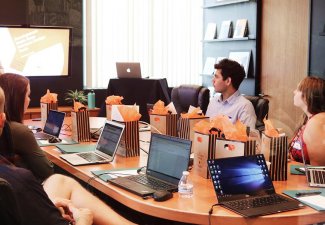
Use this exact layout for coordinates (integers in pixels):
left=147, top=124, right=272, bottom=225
left=69, top=205, right=93, bottom=225
left=52, top=198, right=74, bottom=222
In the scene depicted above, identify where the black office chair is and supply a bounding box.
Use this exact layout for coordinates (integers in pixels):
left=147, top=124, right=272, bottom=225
left=171, top=84, right=210, bottom=114
left=0, top=177, right=21, bottom=225
left=243, top=95, right=269, bottom=132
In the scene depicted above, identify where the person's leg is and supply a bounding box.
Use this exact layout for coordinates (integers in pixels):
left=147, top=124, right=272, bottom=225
left=43, top=174, right=135, bottom=225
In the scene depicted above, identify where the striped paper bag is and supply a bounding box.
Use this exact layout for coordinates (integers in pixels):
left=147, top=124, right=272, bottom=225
left=261, top=133, right=288, bottom=181
left=149, top=114, right=178, bottom=137
left=116, top=120, right=140, bottom=157
left=193, top=132, right=221, bottom=178
left=178, top=117, right=209, bottom=141
left=41, top=102, right=58, bottom=122
left=71, top=110, right=91, bottom=142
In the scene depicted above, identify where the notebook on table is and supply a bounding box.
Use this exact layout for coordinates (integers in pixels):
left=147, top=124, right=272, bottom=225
left=300, top=146, right=325, bottom=187
left=116, top=62, right=142, bottom=78
left=108, top=133, right=192, bottom=197
left=207, top=154, right=303, bottom=217
left=34, top=110, right=65, bottom=140
left=60, top=120, right=124, bottom=166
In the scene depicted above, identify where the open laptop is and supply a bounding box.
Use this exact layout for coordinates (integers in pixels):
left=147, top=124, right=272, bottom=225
left=116, top=62, right=142, bottom=78
left=300, top=146, right=325, bottom=187
left=108, top=133, right=192, bottom=197
left=34, top=110, right=65, bottom=140
left=60, top=120, right=125, bottom=166
left=208, top=154, right=303, bottom=217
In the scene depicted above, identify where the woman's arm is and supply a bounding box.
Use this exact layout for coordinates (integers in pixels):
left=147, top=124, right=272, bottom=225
left=303, top=113, right=325, bottom=166
left=10, top=122, right=54, bottom=180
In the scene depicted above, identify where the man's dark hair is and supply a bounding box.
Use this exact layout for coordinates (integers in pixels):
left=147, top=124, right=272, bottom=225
left=214, top=59, right=245, bottom=90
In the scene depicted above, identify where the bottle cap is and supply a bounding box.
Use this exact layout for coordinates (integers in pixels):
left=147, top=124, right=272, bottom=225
left=182, top=171, right=189, bottom=175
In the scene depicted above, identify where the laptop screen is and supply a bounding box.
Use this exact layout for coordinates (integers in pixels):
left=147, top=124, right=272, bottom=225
left=96, top=121, right=124, bottom=157
left=208, top=154, right=275, bottom=199
left=146, top=133, right=191, bottom=183
left=43, top=110, right=65, bottom=137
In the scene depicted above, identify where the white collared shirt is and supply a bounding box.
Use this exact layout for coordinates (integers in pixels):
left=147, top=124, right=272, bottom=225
left=206, top=91, right=257, bottom=129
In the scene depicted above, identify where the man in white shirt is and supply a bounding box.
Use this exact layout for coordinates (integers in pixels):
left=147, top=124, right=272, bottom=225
left=206, top=59, right=256, bottom=129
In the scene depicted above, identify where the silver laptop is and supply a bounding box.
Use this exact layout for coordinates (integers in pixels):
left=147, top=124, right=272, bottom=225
left=60, top=120, right=125, bottom=166
left=300, top=146, right=325, bottom=187
left=116, top=62, right=142, bottom=78
left=34, top=110, right=65, bottom=140
left=108, top=133, right=192, bottom=197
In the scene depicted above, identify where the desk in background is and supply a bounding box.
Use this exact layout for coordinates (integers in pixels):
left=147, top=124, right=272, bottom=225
left=24, top=106, right=100, bottom=120
left=103, top=78, right=171, bottom=122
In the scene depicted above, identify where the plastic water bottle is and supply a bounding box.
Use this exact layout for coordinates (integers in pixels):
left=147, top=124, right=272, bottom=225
left=178, top=171, right=193, bottom=198
left=88, top=90, right=95, bottom=109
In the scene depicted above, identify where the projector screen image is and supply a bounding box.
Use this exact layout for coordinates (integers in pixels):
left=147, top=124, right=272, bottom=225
left=0, top=26, right=70, bottom=76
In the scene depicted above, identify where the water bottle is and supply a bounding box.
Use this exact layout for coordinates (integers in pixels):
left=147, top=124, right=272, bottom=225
left=88, top=90, right=95, bottom=109
left=178, top=171, right=193, bottom=198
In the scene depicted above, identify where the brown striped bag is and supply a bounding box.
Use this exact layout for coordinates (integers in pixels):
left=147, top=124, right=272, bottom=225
left=149, top=114, right=178, bottom=137
left=178, top=117, right=209, bottom=141
left=41, top=102, right=58, bottom=122
left=261, top=133, right=288, bottom=181
left=71, top=110, right=91, bottom=142
left=116, top=120, right=140, bottom=157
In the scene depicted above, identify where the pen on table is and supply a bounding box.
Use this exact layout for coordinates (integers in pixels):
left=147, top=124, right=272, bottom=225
left=295, top=191, right=322, bottom=197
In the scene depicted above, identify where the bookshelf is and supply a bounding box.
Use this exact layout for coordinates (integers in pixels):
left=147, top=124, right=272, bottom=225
left=201, top=0, right=261, bottom=96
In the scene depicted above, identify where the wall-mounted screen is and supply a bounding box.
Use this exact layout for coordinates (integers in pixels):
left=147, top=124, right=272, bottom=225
left=0, top=26, right=71, bottom=77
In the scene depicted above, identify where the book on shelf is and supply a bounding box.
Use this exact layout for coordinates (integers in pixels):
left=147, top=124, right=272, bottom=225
left=204, top=23, right=217, bottom=40
left=218, top=20, right=233, bottom=39
left=228, top=51, right=251, bottom=77
left=233, top=19, right=248, bottom=38
left=202, top=57, right=217, bottom=75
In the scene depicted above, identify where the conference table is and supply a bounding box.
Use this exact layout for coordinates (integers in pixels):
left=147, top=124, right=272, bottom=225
left=26, top=119, right=325, bottom=225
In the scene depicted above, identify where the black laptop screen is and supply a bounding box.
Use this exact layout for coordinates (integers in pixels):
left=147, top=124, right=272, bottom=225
left=43, top=110, right=65, bottom=137
left=147, top=134, right=191, bottom=181
left=208, top=154, right=275, bottom=198
left=96, top=122, right=123, bottom=156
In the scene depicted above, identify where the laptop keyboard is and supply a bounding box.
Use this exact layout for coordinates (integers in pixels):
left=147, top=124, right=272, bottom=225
left=226, top=194, right=289, bottom=210
left=128, top=174, right=176, bottom=191
left=34, top=132, right=53, bottom=140
left=78, top=153, right=106, bottom=162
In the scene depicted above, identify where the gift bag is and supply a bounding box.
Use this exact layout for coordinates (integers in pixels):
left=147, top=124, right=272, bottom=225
left=106, top=104, right=113, bottom=120
left=41, top=102, right=58, bottom=122
left=261, top=133, right=288, bottom=181
left=149, top=114, right=178, bottom=136
left=214, top=138, right=245, bottom=159
left=116, top=120, right=140, bottom=157
left=178, top=117, right=209, bottom=141
left=71, top=110, right=91, bottom=142
left=193, top=132, right=221, bottom=178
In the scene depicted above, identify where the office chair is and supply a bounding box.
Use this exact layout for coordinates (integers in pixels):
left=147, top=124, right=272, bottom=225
left=243, top=95, right=269, bottom=132
left=171, top=84, right=210, bottom=114
left=0, top=177, right=21, bottom=225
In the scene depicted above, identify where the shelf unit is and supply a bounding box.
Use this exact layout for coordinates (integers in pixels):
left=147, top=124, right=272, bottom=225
left=201, top=0, right=261, bottom=96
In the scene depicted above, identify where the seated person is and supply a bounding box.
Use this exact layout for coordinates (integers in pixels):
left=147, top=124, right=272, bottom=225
left=0, top=73, right=53, bottom=181
left=205, top=59, right=256, bottom=129
left=0, top=87, right=135, bottom=225
left=289, top=76, right=325, bottom=166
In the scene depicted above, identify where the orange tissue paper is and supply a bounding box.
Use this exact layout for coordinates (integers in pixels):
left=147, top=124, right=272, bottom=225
left=40, top=89, right=58, bottom=103
left=105, top=95, right=124, bottom=105
left=73, top=101, right=86, bottom=112
left=263, top=118, right=279, bottom=137
left=118, top=105, right=142, bottom=122
left=180, top=106, right=205, bottom=119
left=151, top=100, right=169, bottom=115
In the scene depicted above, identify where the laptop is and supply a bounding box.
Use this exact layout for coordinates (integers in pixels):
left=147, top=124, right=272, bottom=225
left=34, top=110, right=65, bottom=140
left=300, top=146, right=325, bottom=187
left=208, top=154, right=303, bottom=217
left=116, top=62, right=142, bottom=78
left=60, top=120, right=125, bottom=166
left=108, top=133, right=192, bottom=197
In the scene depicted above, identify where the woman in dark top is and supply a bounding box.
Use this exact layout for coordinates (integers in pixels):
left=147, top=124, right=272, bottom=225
left=0, top=73, right=53, bottom=181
